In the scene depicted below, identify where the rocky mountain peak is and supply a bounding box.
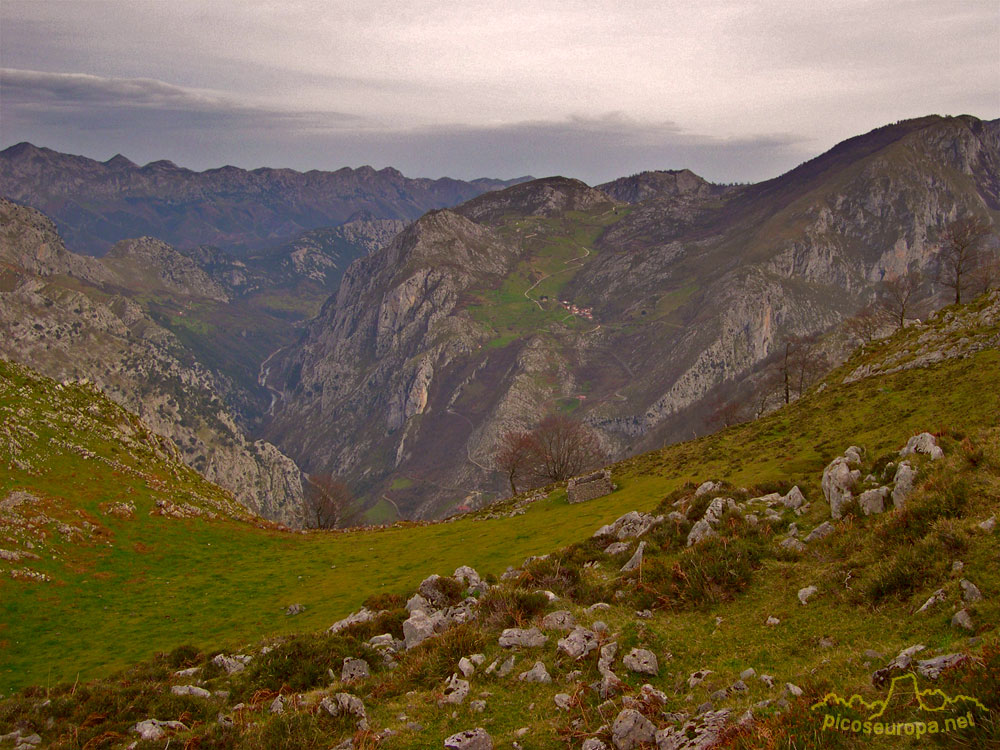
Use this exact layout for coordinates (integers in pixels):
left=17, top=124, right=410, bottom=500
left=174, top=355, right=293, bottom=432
left=456, top=176, right=618, bottom=225
left=103, top=153, right=137, bottom=170
left=598, top=168, right=726, bottom=204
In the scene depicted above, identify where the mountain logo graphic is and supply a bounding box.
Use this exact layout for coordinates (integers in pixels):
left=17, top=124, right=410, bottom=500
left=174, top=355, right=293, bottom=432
left=811, top=672, right=988, bottom=738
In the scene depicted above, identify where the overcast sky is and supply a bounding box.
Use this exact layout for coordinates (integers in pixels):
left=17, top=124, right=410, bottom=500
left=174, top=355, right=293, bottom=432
left=1, top=1, right=997, bottom=184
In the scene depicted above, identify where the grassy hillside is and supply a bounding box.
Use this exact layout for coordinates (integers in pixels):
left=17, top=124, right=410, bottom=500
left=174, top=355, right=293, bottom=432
left=1, top=294, right=998, bottom=748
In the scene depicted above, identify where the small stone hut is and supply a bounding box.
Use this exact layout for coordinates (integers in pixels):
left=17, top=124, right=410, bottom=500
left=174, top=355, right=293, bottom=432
left=567, top=469, right=614, bottom=504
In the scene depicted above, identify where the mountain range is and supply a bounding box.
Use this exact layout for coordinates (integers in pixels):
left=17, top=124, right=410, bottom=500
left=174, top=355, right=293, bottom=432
left=1, top=114, right=998, bottom=524
left=0, top=141, right=530, bottom=256
left=264, top=115, right=1000, bottom=518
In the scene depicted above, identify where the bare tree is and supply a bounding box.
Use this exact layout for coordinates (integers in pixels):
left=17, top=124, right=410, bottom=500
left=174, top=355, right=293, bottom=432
left=495, top=430, right=537, bottom=495
left=778, top=335, right=829, bottom=404
left=707, top=398, right=743, bottom=428
left=528, top=414, right=604, bottom=484
left=751, top=368, right=784, bottom=419
left=937, top=216, right=992, bottom=305
left=844, top=304, right=885, bottom=344
left=878, top=272, right=922, bottom=330
left=305, top=474, right=358, bottom=529
left=971, top=248, right=1000, bottom=297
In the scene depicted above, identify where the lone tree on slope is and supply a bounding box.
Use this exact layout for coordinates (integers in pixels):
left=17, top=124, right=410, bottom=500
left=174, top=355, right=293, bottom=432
left=305, top=474, right=358, bottom=529
left=937, top=216, right=992, bottom=305
left=878, top=272, right=922, bottom=330
left=495, top=414, right=605, bottom=493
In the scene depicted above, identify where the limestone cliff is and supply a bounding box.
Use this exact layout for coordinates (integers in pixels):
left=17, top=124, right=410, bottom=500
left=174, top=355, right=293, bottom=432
left=0, top=199, right=306, bottom=525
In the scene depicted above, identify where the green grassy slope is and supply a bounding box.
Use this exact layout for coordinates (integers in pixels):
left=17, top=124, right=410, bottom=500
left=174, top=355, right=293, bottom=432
left=1, top=295, right=998, bottom=748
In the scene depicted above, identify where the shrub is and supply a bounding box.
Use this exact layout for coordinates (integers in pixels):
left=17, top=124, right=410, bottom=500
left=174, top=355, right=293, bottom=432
left=477, top=588, right=550, bottom=629
left=166, top=644, right=201, bottom=668
left=236, top=634, right=378, bottom=696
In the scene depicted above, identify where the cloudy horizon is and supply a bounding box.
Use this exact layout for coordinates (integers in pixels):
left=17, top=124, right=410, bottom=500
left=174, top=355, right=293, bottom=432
left=1, top=1, right=997, bottom=184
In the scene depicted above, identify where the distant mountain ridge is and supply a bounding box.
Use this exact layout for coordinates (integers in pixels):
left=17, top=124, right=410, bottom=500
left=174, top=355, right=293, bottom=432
left=0, top=142, right=531, bottom=255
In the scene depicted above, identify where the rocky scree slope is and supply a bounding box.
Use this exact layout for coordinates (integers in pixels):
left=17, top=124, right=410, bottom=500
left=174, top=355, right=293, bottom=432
left=0, top=141, right=529, bottom=255
left=0, top=199, right=306, bottom=524
left=266, top=116, right=1000, bottom=519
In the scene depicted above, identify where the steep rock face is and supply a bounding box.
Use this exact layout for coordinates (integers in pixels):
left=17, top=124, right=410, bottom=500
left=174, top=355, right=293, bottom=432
left=0, top=142, right=529, bottom=255
left=266, top=116, right=999, bottom=519
left=266, top=210, right=528, bottom=516
left=0, top=202, right=306, bottom=525
left=571, top=115, right=999, bottom=447
left=103, top=237, right=231, bottom=301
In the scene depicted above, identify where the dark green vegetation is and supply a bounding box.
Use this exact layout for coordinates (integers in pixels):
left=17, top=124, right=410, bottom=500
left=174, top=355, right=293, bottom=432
left=1, top=294, right=998, bottom=747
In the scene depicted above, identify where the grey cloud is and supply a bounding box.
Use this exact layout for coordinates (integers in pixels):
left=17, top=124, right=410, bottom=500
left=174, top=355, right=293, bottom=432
left=0, top=68, right=826, bottom=184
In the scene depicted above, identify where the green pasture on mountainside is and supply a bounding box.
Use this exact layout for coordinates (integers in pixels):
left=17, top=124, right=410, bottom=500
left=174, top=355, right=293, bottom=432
left=2, top=299, right=999, bottom=697
left=466, top=208, right=623, bottom=347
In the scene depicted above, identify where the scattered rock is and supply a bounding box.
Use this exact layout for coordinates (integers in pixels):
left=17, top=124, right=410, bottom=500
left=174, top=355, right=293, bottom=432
left=759, top=674, right=775, bottom=688
left=891, top=462, right=916, bottom=508
left=269, top=694, right=284, bottom=714
left=496, top=656, right=516, bottom=677
left=980, top=516, right=997, bottom=532
left=917, top=653, right=968, bottom=679
left=131, top=719, right=188, bottom=741
left=404, top=609, right=445, bottom=650
left=804, top=521, right=835, bottom=543
left=212, top=653, right=251, bottom=674
left=688, top=669, right=712, bottom=688
left=518, top=661, right=552, bottom=684
left=952, top=609, right=974, bottom=631
left=695, top=481, right=722, bottom=497
left=766, top=616, right=780, bottom=626
left=823, top=452, right=862, bottom=519
left=453, top=565, right=482, bottom=587
left=620, top=541, right=645, bottom=572
left=960, top=579, right=983, bottom=603
left=605, top=541, right=631, bottom=555
left=170, top=684, right=211, bottom=698
left=779, top=537, right=807, bottom=553
left=499, top=627, right=547, bottom=648
left=687, top=496, right=737, bottom=546
left=872, top=644, right=925, bottom=687
left=541, top=610, right=576, bottom=631
left=781, top=486, right=806, bottom=509
left=320, top=693, right=368, bottom=728
left=441, top=674, right=470, bottom=704
left=785, top=683, right=803, bottom=698
left=285, top=603, right=305, bottom=616
left=594, top=511, right=663, bottom=540
left=623, top=648, right=658, bottom=676
left=740, top=668, right=756, bottom=680
left=900, top=433, right=944, bottom=460
left=328, top=607, right=375, bottom=634
left=443, top=727, right=493, bottom=750
left=655, top=709, right=731, bottom=750
left=558, top=626, right=600, bottom=660
left=611, top=708, right=656, bottom=750
left=342, top=657, right=370, bottom=683
left=554, top=693, right=572, bottom=710
left=458, top=656, right=476, bottom=677
left=915, top=589, right=946, bottom=614
left=582, top=739, right=608, bottom=750
left=469, top=699, right=486, bottom=713
left=858, top=487, right=890, bottom=516
left=798, top=586, right=818, bottom=605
